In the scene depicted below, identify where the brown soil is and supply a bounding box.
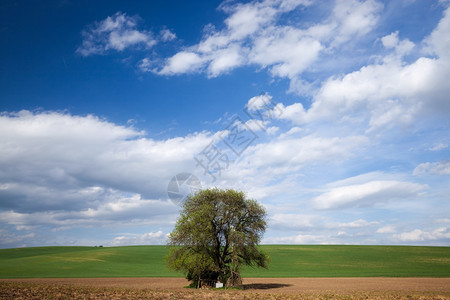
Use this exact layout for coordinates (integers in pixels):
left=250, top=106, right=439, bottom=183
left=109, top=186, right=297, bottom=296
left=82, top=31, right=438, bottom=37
left=1, top=277, right=450, bottom=299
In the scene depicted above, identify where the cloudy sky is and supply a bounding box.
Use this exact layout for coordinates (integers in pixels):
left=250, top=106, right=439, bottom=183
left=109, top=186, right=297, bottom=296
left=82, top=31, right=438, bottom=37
left=1, top=0, right=449, bottom=248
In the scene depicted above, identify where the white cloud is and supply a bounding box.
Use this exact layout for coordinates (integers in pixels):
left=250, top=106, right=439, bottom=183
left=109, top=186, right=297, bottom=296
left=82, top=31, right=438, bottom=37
left=270, top=214, right=322, bottom=230
left=331, top=0, right=383, bottom=46
left=159, top=51, right=205, bottom=75
left=249, top=27, right=323, bottom=78
left=429, top=143, right=448, bottom=151
left=278, top=49, right=449, bottom=131
left=413, top=160, right=450, bottom=175
left=110, top=231, right=167, bottom=246
left=381, top=31, right=414, bottom=56
left=81, top=3, right=450, bottom=136
left=160, top=29, right=176, bottom=42
left=376, top=225, right=396, bottom=234
left=0, top=105, right=446, bottom=246
left=393, top=227, right=450, bottom=242
left=293, top=234, right=327, bottom=244
left=207, top=131, right=370, bottom=205
left=207, top=44, right=246, bottom=77
left=314, top=179, right=427, bottom=209
left=259, top=6, right=450, bottom=132
left=152, top=0, right=383, bottom=82
left=77, top=12, right=156, bottom=56
left=0, top=110, right=211, bottom=214
left=222, top=0, right=275, bottom=40
left=0, top=194, right=177, bottom=230
left=235, top=134, right=368, bottom=176
left=242, top=119, right=266, bottom=132
left=4, top=3, right=450, bottom=248
left=309, top=58, right=427, bottom=126
left=275, top=103, right=307, bottom=125
left=337, top=219, right=379, bottom=228
left=424, top=6, right=450, bottom=61
left=246, top=93, right=274, bottom=111
left=263, top=233, right=327, bottom=244
left=0, top=229, right=35, bottom=248
left=0, top=107, right=373, bottom=247
left=266, top=126, right=279, bottom=135
left=262, top=229, right=375, bottom=244
left=137, top=57, right=153, bottom=72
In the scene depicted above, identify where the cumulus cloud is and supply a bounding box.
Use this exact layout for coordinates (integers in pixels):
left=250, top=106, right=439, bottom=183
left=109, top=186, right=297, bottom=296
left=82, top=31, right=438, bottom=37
left=393, top=227, right=450, bottom=243
left=277, top=55, right=449, bottom=132
left=4, top=2, right=450, bottom=247
left=262, top=229, right=377, bottom=244
left=81, top=3, right=450, bottom=134
left=249, top=27, right=323, bottom=78
left=158, top=51, right=205, bottom=75
left=110, top=230, right=167, bottom=246
left=205, top=131, right=371, bottom=206
left=152, top=0, right=383, bottom=82
left=0, top=110, right=216, bottom=244
left=331, top=0, right=383, bottom=46
left=337, top=219, right=379, bottom=228
left=413, top=160, right=450, bottom=175
left=424, top=6, right=450, bottom=61
left=226, top=134, right=369, bottom=184
left=263, top=233, right=328, bottom=244
left=274, top=103, right=307, bottom=124
left=0, top=108, right=371, bottom=246
left=308, top=54, right=449, bottom=129
left=131, top=0, right=450, bottom=135
left=246, top=93, right=275, bottom=111
left=264, top=4, right=447, bottom=133
left=160, top=29, right=176, bottom=42
left=429, top=143, right=448, bottom=151
left=0, top=193, right=178, bottom=240
left=0, top=104, right=374, bottom=247
left=77, top=12, right=156, bottom=56
left=270, top=214, right=323, bottom=230
left=381, top=31, right=414, bottom=56
left=376, top=225, right=396, bottom=234
left=256, top=5, right=450, bottom=133
left=314, top=178, right=427, bottom=209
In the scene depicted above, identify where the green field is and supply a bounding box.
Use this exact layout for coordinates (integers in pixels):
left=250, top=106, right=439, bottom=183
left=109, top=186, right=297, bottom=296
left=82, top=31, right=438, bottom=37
left=0, top=245, right=449, bottom=278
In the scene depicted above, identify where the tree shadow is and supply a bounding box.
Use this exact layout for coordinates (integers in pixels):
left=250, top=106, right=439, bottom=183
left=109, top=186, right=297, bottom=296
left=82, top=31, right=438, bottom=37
left=243, top=283, right=292, bottom=290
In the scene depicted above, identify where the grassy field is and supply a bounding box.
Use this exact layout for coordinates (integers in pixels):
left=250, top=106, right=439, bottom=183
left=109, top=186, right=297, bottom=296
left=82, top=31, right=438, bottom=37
left=0, top=245, right=449, bottom=278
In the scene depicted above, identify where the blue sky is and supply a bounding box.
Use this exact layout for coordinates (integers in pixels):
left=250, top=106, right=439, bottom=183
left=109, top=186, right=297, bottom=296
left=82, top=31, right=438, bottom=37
left=0, top=0, right=449, bottom=248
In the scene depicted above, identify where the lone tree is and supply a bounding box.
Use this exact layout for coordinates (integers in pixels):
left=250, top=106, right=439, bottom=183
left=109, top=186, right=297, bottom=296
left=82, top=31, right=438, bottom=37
left=166, top=188, right=269, bottom=288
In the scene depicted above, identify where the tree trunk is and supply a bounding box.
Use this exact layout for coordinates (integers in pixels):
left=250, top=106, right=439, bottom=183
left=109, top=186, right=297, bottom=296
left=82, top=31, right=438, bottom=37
left=226, top=270, right=242, bottom=288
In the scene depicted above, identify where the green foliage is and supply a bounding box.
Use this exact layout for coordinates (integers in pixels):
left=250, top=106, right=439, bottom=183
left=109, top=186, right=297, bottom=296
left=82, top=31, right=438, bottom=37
left=166, top=188, right=269, bottom=287
left=166, top=246, right=218, bottom=288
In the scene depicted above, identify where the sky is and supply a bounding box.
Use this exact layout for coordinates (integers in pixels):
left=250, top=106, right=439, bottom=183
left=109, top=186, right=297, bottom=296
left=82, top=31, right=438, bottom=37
left=0, top=0, right=449, bottom=248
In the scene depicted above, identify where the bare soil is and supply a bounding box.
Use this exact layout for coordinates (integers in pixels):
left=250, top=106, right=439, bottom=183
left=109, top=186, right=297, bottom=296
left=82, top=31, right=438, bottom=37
left=1, top=277, right=450, bottom=299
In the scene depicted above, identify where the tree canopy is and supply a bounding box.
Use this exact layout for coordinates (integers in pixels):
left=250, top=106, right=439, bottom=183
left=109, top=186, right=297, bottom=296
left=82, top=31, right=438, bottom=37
left=166, top=188, right=269, bottom=288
